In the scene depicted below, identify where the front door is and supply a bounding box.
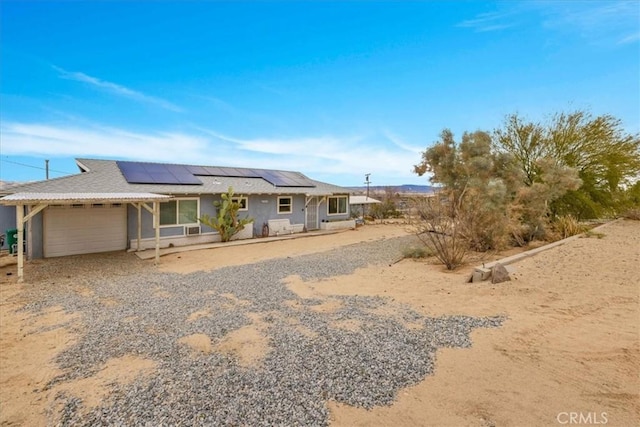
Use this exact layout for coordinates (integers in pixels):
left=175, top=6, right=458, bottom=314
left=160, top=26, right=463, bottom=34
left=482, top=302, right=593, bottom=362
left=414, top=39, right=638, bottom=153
left=305, top=197, right=318, bottom=230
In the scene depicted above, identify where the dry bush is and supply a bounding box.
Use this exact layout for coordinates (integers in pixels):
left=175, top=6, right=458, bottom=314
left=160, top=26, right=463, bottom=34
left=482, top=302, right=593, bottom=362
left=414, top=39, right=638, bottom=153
left=411, top=194, right=468, bottom=270
left=553, top=215, right=587, bottom=239
left=623, top=208, right=640, bottom=220
left=401, top=245, right=432, bottom=259
left=456, top=188, right=510, bottom=251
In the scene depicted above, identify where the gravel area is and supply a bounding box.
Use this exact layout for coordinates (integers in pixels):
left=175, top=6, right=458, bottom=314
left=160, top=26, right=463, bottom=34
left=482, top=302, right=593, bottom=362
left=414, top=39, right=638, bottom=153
left=20, top=235, right=504, bottom=426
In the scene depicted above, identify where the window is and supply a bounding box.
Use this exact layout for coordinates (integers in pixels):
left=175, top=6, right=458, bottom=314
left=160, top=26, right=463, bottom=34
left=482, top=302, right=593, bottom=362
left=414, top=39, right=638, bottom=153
left=232, top=196, right=248, bottom=211
left=160, top=199, right=199, bottom=226
left=328, top=196, right=348, bottom=215
left=277, top=196, right=292, bottom=214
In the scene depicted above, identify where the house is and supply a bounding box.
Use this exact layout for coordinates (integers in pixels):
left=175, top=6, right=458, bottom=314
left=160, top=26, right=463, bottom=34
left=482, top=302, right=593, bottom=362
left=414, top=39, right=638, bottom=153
left=0, top=158, right=354, bottom=280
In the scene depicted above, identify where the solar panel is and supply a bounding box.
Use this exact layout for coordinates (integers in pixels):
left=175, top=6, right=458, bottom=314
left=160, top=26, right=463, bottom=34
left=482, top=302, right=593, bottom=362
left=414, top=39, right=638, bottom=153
left=186, top=165, right=210, bottom=175
left=204, top=166, right=227, bottom=176
left=142, top=163, right=167, bottom=173
left=117, top=161, right=315, bottom=187
left=234, top=167, right=262, bottom=178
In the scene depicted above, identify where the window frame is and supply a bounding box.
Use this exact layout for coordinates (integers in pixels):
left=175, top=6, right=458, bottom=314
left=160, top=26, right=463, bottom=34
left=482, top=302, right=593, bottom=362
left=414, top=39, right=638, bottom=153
left=327, top=195, right=349, bottom=216
left=231, top=196, right=249, bottom=211
left=277, top=196, right=293, bottom=214
left=159, top=197, right=200, bottom=227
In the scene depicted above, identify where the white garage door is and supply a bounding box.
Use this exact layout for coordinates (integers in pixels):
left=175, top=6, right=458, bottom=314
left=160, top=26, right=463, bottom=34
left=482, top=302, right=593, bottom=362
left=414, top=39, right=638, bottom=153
left=44, top=204, right=127, bottom=258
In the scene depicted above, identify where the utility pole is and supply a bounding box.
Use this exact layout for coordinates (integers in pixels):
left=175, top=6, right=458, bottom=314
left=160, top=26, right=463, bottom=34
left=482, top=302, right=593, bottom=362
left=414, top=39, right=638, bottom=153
left=364, top=173, right=371, bottom=199
left=45, top=159, right=49, bottom=180
left=363, top=173, right=372, bottom=220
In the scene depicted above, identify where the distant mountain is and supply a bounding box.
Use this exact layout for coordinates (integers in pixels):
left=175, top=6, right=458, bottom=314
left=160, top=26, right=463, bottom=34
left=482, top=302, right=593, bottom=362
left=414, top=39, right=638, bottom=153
left=348, top=184, right=437, bottom=194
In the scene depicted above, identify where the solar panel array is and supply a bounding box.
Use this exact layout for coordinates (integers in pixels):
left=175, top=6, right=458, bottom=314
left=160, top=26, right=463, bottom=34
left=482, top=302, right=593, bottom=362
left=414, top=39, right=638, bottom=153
left=117, top=161, right=316, bottom=187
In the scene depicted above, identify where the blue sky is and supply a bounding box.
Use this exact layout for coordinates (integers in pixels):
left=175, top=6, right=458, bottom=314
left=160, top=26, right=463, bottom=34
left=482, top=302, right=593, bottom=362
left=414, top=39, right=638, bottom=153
left=1, top=1, right=638, bottom=186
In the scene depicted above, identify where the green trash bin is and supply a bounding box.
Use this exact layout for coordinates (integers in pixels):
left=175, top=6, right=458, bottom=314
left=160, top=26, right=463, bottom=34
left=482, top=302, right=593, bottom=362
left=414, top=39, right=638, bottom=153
left=6, top=229, right=18, bottom=254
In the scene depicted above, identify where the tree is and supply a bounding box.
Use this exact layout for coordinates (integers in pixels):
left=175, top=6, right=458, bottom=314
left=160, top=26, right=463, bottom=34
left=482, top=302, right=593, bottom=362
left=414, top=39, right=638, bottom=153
left=414, top=129, right=515, bottom=251
left=495, top=111, right=640, bottom=219
left=198, top=187, right=253, bottom=242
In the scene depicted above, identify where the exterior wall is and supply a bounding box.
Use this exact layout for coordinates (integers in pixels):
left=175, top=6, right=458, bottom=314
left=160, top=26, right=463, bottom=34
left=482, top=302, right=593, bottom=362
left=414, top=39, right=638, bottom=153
left=126, top=195, right=218, bottom=245
left=318, top=194, right=351, bottom=224
left=246, top=194, right=306, bottom=236
left=126, top=193, right=310, bottom=244
left=28, top=210, right=44, bottom=259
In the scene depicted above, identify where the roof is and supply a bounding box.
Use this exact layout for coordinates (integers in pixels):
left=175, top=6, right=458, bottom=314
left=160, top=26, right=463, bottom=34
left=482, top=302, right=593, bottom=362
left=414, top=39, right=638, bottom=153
left=0, top=192, right=171, bottom=205
left=349, top=196, right=382, bottom=205
left=1, top=159, right=349, bottom=198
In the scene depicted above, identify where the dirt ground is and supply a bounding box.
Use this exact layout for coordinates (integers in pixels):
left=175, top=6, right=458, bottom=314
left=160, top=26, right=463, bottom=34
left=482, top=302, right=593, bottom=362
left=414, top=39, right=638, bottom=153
left=0, top=220, right=638, bottom=426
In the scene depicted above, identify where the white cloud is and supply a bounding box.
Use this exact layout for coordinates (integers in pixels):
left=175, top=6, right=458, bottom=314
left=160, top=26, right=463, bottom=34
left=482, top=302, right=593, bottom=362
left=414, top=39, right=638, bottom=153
left=1, top=121, right=425, bottom=185
left=457, top=11, right=517, bottom=32
left=459, top=1, right=639, bottom=44
left=0, top=122, right=212, bottom=164
left=53, top=66, right=183, bottom=112
left=382, top=129, right=423, bottom=154
left=618, top=32, right=640, bottom=45
left=200, top=129, right=421, bottom=179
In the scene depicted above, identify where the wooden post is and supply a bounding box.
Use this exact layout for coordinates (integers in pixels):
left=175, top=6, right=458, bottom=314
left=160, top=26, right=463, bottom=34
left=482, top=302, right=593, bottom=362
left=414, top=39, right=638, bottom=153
left=137, top=203, right=142, bottom=251
left=16, top=205, right=24, bottom=283
left=154, top=201, right=160, bottom=265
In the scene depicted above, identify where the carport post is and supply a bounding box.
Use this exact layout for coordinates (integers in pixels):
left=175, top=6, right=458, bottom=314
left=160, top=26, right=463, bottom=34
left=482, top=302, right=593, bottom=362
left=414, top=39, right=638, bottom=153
left=154, top=201, right=160, bottom=265
left=16, top=204, right=24, bottom=283
left=137, top=203, right=142, bottom=251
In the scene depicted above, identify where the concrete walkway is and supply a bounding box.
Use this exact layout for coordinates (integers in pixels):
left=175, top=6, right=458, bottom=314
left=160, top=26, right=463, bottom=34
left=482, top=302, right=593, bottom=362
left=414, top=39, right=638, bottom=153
left=133, top=229, right=346, bottom=260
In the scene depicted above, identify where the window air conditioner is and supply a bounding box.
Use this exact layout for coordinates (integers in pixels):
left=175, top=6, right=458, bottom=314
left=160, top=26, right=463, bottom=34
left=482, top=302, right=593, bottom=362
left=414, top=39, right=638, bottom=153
left=185, top=225, right=201, bottom=236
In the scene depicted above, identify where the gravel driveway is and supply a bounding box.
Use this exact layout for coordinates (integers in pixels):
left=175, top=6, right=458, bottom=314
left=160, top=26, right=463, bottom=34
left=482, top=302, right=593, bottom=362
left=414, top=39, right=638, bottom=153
left=22, top=235, right=503, bottom=426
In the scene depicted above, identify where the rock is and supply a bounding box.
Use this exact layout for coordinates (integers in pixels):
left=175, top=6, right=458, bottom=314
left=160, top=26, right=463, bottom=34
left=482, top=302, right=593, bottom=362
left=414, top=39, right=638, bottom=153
left=491, top=263, right=511, bottom=284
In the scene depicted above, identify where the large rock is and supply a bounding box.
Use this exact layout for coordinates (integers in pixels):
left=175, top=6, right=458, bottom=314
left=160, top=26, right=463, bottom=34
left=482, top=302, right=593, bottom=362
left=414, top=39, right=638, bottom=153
left=491, top=263, right=511, bottom=284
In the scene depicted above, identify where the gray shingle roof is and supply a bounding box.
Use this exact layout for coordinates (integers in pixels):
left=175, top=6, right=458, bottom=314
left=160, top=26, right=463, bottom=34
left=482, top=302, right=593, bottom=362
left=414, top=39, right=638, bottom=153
left=3, top=159, right=349, bottom=197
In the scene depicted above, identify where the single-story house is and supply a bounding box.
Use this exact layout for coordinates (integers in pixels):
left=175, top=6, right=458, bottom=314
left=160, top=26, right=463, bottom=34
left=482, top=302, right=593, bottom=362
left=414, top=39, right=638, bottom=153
left=0, top=158, right=354, bottom=280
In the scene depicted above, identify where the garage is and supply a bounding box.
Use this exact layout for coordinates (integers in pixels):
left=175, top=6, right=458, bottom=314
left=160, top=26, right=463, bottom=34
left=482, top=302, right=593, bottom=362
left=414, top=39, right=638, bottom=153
left=44, top=203, right=127, bottom=257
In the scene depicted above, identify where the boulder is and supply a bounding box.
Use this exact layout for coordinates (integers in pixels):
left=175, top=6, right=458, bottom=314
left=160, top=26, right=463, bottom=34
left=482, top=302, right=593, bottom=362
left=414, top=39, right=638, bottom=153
left=491, top=263, right=511, bottom=284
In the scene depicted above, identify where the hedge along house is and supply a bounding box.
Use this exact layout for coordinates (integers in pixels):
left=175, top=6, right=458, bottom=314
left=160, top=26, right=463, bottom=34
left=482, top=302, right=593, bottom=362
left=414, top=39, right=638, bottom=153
left=0, top=159, right=353, bottom=281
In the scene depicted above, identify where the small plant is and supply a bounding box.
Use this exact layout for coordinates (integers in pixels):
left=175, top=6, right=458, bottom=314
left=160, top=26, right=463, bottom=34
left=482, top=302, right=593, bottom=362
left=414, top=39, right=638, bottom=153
left=199, top=187, right=253, bottom=242
left=401, top=246, right=431, bottom=259
left=581, top=230, right=605, bottom=239
left=553, top=215, right=587, bottom=239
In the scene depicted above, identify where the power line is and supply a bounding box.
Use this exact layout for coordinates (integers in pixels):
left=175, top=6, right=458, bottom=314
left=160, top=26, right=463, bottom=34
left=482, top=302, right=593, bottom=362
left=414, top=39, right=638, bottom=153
left=1, top=158, right=74, bottom=176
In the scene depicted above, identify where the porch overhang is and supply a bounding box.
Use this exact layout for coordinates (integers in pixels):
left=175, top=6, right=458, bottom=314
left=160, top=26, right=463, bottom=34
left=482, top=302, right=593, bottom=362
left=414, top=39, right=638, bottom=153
left=0, top=192, right=171, bottom=205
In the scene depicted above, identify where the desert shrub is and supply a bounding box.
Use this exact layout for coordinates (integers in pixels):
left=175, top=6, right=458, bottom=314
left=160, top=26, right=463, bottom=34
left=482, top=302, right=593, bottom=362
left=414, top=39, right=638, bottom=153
left=456, top=186, right=510, bottom=251
left=401, top=245, right=432, bottom=259
left=623, top=208, right=640, bottom=220
left=369, top=202, right=402, bottom=219
left=581, top=230, right=605, bottom=239
left=553, top=215, right=587, bottom=239
left=413, top=193, right=468, bottom=270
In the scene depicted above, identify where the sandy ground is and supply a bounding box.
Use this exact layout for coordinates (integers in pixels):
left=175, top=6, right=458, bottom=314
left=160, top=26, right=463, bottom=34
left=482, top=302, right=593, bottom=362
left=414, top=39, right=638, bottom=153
left=0, top=221, right=638, bottom=426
